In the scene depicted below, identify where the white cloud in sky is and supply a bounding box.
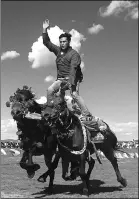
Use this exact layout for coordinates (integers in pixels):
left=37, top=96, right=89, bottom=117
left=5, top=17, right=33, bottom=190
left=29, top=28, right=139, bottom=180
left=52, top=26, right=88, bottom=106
left=35, top=96, right=47, bottom=104
left=69, top=29, right=86, bottom=52
left=107, top=120, right=138, bottom=140
left=1, top=119, right=17, bottom=140
left=28, top=36, right=56, bottom=69
left=125, top=7, right=138, bottom=20
left=28, top=26, right=86, bottom=70
left=1, top=51, right=20, bottom=61
left=44, top=75, right=55, bottom=83
left=88, top=23, right=104, bottom=34
left=99, top=1, right=138, bottom=20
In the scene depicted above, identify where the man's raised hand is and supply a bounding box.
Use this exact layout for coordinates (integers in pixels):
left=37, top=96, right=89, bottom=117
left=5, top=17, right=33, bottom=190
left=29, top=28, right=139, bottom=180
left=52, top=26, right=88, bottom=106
left=43, top=19, right=50, bottom=29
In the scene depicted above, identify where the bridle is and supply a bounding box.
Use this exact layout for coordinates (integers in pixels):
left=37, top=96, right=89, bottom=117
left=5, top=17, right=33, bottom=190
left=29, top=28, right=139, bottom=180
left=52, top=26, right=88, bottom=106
left=47, top=104, right=73, bottom=131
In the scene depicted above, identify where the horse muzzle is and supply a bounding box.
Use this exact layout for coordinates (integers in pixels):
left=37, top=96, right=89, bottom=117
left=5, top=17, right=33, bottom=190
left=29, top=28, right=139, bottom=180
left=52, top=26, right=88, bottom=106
left=11, top=110, right=25, bottom=121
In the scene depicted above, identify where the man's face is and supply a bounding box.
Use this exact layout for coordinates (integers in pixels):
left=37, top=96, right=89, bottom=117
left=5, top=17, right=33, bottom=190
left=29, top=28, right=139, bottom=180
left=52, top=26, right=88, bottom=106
left=59, top=37, right=70, bottom=51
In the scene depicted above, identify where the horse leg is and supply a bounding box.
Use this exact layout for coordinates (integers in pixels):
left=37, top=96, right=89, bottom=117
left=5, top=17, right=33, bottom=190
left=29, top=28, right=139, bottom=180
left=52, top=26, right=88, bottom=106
left=79, top=153, right=89, bottom=196
left=61, top=158, right=70, bottom=180
left=69, top=160, right=80, bottom=180
left=19, top=151, right=28, bottom=168
left=86, top=156, right=95, bottom=180
left=102, top=147, right=127, bottom=187
left=38, top=152, right=60, bottom=189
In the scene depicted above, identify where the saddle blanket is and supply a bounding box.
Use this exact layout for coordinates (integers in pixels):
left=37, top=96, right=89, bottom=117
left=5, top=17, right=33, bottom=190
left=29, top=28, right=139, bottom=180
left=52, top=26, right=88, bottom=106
left=79, top=115, right=105, bottom=141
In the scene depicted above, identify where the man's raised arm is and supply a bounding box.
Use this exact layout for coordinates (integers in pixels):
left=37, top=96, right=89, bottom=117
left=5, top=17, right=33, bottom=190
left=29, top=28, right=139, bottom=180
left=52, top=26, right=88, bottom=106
left=42, top=19, right=59, bottom=56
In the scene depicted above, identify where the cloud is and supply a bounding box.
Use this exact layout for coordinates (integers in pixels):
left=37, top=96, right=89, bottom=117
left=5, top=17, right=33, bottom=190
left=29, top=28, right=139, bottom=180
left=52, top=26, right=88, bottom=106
left=71, top=20, right=76, bottom=23
left=88, top=23, right=104, bottom=34
left=35, top=96, right=47, bottom=104
left=44, top=75, right=55, bottom=83
left=106, top=121, right=138, bottom=140
left=1, top=119, right=17, bottom=140
left=69, top=29, right=86, bottom=52
left=1, top=51, right=20, bottom=61
left=28, top=26, right=86, bottom=69
left=99, top=1, right=138, bottom=19
left=115, top=122, right=138, bottom=128
left=125, top=7, right=138, bottom=20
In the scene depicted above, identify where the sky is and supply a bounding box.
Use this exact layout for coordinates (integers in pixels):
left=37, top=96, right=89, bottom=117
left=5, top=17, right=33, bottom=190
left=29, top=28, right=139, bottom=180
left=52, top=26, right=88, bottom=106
left=1, top=1, right=138, bottom=141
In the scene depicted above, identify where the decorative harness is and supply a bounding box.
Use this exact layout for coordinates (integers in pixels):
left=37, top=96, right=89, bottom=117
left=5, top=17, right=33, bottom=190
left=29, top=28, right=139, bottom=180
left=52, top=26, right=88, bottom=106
left=50, top=107, right=87, bottom=155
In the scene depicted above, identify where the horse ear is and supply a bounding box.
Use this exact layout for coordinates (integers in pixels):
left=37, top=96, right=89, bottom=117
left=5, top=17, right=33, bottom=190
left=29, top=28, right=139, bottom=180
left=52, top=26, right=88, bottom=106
left=9, top=95, right=15, bottom=102
left=6, top=101, right=11, bottom=107
left=23, top=85, right=29, bottom=90
left=16, top=88, right=21, bottom=93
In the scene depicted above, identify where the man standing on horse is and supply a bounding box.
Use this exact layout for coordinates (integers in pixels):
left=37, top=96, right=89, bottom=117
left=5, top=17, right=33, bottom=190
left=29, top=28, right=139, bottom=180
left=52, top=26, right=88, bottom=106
left=42, top=19, right=90, bottom=117
left=42, top=19, right=107, bottom=133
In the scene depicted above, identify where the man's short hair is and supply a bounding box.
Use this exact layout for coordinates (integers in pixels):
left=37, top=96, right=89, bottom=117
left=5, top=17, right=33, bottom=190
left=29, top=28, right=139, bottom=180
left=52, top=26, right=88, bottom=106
left=59, top=33, right=72, bottom=42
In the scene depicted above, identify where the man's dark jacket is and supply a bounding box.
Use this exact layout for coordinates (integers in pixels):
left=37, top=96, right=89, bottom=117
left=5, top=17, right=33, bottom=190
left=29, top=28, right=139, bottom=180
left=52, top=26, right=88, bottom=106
left=42, top=32, right=83, bottom=85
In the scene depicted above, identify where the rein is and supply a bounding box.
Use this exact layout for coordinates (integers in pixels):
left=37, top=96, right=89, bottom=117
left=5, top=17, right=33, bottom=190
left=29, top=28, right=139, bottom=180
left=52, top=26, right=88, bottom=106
left=65, top=117, right=72, bottom=129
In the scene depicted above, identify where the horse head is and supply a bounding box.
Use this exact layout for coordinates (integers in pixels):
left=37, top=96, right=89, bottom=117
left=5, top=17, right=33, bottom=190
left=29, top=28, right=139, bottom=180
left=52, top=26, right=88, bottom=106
left=6, top=85, right=43, bottom=121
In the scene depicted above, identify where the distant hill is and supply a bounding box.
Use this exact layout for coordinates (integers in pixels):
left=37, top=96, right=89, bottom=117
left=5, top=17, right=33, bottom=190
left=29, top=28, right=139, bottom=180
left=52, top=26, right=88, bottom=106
left=1, top=139, right=18, bottom=143
left=1, top=139, right=138, bottom=143
left=118, top=140, right=138, bottom=144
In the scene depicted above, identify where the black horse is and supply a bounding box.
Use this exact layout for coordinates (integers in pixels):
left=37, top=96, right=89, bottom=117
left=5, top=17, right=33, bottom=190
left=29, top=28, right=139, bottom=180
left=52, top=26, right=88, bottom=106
left=6, top=86, right=58, bottom=191
left=40, top=82, right=128, bottom=196
left=6, top=85, right=80, bottom=191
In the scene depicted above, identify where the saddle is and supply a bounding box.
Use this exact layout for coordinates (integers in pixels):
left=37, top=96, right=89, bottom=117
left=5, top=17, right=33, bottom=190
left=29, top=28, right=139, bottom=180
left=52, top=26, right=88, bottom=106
left=74, top=114, right=105, bottom=142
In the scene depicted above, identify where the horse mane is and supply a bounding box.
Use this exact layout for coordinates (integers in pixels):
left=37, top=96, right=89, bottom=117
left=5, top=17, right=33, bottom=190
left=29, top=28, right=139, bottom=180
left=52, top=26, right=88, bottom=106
left=15, top=85, right=35, bottom=101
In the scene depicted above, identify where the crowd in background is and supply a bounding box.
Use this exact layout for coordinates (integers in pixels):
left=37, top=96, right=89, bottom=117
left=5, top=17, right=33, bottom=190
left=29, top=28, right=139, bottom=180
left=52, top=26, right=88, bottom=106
left=1, top=141, right=20, bottom=149
left=1, top=139, right=138, bottom=149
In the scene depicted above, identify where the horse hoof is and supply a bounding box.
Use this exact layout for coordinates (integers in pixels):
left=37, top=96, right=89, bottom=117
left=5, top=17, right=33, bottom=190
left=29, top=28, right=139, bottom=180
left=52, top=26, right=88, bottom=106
left=37, top=176, right=46, bottom=183
left=27, top=171, right=35, bottom=179
left=118, top=178, right=127, bottom=187
left=47, top=187, right=53, bottom=195
left=82, top=188, right=89, bottom=197
left=27, top=164, right=40, bottom=172
left=121, top=178, right=127, bottom=187
left=62, top=175, right=73, bottom=181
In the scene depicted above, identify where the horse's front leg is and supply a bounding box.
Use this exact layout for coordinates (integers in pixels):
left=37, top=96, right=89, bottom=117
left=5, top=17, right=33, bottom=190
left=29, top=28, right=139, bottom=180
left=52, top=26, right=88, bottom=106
left=20, top=149, right=40, bottom=179
left=61, top=158, right=70, bottom=180
left=79, top=153, right=89, bottom=196
left=47, top=152, right=60, bottom=192
left=19, top=150, right=29, bottom=170
left=37, top=152, right=60, bottom=189
left=102, top=147, right=127, bottom=187
left=86, top=155, right=95, bottom=180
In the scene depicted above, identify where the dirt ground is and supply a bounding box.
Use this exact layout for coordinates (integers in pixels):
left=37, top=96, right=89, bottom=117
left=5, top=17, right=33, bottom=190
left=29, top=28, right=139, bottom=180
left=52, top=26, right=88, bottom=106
left=1, top=150, right=138, bottom=198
